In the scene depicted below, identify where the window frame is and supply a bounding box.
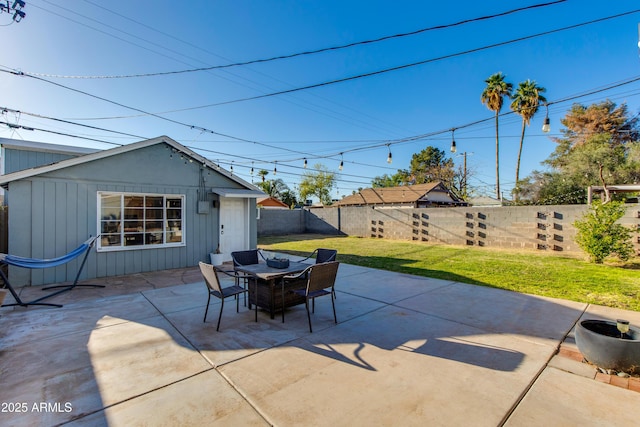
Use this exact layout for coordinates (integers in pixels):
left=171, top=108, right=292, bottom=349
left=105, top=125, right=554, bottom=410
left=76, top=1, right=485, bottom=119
left=97, top=191, right=186, bottom=252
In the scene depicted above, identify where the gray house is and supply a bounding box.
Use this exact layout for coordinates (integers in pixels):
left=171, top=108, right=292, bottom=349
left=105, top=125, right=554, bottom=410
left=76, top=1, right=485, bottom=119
left=0, top=136, right=264, bottom=286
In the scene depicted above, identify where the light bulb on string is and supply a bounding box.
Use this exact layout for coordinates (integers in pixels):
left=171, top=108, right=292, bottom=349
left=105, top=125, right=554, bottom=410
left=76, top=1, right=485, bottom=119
left=303, top=158, right=308, bottom=168
left=542, top=104, right=551, bottom=133
left=273, top=161, right=277, bottom=176
left=386, top=144, right=392, bottom=164
left=450, top=128, right=457, bottom=153
left=339, top=153, right=344, bottom=171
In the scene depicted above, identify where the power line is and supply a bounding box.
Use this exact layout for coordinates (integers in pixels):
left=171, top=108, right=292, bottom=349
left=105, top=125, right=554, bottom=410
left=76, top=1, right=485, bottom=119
left=26, top=1, right=567, bottom=80
left=5, top=71, right=639, bottom=186
left=31, top=8, right=640, bottom=121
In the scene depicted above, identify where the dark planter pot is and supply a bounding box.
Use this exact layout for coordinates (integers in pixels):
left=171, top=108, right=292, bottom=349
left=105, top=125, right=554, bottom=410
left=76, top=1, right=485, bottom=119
left=575, top=319, right=640, bottom=374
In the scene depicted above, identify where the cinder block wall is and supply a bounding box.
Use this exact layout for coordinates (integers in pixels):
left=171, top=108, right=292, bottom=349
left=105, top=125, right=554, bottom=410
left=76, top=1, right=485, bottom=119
left=257, top=205, right=640, bottom=255
left=258, top=209, right=305, bottom=235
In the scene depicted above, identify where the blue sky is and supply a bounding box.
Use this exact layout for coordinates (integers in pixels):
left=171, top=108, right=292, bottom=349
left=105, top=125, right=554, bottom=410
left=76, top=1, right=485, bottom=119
left=1, top=1, right=640, bottom=200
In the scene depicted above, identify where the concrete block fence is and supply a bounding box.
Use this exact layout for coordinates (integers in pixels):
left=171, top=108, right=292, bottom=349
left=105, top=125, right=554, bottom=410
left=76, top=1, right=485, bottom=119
left=258, top=205, right=640, bottom=255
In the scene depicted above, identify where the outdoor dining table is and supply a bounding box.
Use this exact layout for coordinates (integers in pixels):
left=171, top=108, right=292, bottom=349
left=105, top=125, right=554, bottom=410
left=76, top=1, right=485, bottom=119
left=235, top=261, right=309, bottom=320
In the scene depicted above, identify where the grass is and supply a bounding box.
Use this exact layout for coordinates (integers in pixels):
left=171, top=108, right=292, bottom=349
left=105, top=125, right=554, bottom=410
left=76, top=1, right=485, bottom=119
left=259, top=234, right=640, bottom=312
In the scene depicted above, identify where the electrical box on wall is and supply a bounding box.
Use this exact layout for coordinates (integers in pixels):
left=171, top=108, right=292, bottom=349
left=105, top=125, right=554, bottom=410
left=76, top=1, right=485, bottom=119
left=197, top=201, right=210, bottom=214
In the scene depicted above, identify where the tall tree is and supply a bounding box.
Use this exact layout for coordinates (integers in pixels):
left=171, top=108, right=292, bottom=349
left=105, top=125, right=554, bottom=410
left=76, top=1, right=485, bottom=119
left=518, top=100, right=640, bottom=204
left=299, top=164, right=336, bottom=205
left=408, top=146, right=456, bottom=186
left=256, top=170, right=290, bottom=199
left=371, top=146, right=469, bottom=198
left=510, top=79, right=546, bottom=201
left=481, top=72, right=513, bottom=200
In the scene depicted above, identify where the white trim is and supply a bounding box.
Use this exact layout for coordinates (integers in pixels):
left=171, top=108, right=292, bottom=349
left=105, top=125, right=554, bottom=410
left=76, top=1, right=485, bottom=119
left=211, top=187, right=265, bottom=198
left=96, top=191, right=186, bottom=252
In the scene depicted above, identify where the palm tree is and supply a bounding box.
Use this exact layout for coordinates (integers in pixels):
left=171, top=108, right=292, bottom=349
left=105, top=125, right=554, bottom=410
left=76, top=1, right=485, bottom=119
left=481, top=72, right=512, bottom=200
left=510, top=80, right=546, bottom=201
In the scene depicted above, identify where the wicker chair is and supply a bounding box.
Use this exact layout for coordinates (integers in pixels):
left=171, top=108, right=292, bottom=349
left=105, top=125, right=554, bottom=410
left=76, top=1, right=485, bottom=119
left=199, top=262, right=252, bottom=331
left=281, top=261, right=339, bottom=332
left=231, top=249, right=265, bottom=306
left=299, top=248, right=337, bottom=264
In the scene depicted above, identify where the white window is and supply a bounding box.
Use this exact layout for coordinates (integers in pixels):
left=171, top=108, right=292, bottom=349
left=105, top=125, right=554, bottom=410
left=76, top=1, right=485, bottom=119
left=97, top=192, right=185, bottom=251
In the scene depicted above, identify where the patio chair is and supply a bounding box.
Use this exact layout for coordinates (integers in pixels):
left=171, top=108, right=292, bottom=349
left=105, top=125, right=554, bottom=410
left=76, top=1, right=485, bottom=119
left=199, top=262, right=253, bottom=332
left=231, top=249, right=267, bottom=305
left=297, top=248, right=338, bottom=299
left=280, top=261, right=339, bottom=332
left=299, top=248, right=337, bottom=264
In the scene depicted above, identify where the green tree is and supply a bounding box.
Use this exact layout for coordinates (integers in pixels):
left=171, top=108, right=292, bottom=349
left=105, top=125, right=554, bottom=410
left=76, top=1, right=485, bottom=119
left=574, top=200, right=633, bottom=263
left=510, top=79, right=546, bottom=201
left=481, top=72, right=513, bottom=200
left=299, top=164, right=336, bottom=205
left=279, top=190, right=297, bottom=208
left=256, top=170, right=290, bottom=199
left=519, top=101, right=640, bottom=204
left=371, top=146, right=465, bottom=196
left=371, top=171, right=410, bottom=188
left=408, top=146, right=455, bottom=185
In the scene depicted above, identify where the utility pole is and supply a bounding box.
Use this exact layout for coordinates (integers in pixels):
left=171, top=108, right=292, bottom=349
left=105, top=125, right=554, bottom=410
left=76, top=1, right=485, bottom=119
left=0, top=1, right=26, bottom=23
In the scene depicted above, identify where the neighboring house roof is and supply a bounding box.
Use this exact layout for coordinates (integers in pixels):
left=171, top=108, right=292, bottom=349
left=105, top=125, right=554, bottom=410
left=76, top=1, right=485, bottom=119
left=0, top=135, right=265, bottom=196
left=257, top=196, right=289, bottom=209
left=468, top=196, right=503, bottom=207
left=0, top=137, right=99, bottom=156
left=336, top=182, right=465, bottom=207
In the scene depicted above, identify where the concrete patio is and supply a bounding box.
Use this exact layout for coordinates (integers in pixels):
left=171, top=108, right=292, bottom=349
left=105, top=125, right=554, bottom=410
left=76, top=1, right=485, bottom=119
left=1, top=257, right=639, bottom=426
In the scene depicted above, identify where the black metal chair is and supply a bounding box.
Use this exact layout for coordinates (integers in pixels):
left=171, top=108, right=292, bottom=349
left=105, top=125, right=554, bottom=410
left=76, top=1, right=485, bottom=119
left=297, top=248, right=338, bottom=300
left=281, top=261, right=339, bottom=332
left=231, top=249, right=265, bottom=307
left=199, top=262, right=252, bottom=332
left=299, top=248, right=337, bottom=264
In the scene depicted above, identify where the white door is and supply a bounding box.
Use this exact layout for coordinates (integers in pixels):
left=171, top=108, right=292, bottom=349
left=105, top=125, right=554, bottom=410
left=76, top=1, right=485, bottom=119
left=219, top=197, right=248, bottom=254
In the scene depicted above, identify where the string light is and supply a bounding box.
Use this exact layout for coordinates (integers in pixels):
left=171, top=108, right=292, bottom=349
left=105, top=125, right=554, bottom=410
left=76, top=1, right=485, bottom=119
left=339, top=153, right=344, bottom=171
left=450, top=129, right=457, bottom=153
left=274, top=161, right=277, bottom=176
left=386, top=144, right=392, bottom=164
left=542, top=104, right=551, bottom=132
left=303, top=157, right=308, bottom=168
left=230, top=161, right=234, bottom=175
left=250, top=161, right=254, bottom=175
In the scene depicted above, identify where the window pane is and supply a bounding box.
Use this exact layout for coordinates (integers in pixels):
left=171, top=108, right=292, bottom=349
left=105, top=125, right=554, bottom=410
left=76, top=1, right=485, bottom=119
left=167, top=198, right=182, bottom=208
left=166, top=231, right=182, bottom=243
left=101, top=234, right=121, bottom=246
left=100, top=220, right=119, bottom=234
left=145, top=221, right=163, bottom=231
left=145, top=209, right=163, bottom=220
left=146, top=197, right=163, bottom=207
left=124, top=233, right=144, bottom=246
left=145, top=232, right=163, bottom=244
left=125, top=196, right=144, bottom=207
left=101, top=207, right=121, bottom=220
left=124, top=208, right=143, bottom=220
left=101, top=194, right=121, bottom=208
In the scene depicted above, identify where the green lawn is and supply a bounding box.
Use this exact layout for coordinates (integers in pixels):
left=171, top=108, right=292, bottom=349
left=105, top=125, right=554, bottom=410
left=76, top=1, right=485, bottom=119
left=258, top=234, right=640, bottom=311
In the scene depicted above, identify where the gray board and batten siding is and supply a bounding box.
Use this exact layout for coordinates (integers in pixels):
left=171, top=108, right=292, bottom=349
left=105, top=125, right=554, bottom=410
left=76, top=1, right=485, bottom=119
left=2, top=137, right=259, bottom=286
